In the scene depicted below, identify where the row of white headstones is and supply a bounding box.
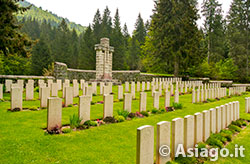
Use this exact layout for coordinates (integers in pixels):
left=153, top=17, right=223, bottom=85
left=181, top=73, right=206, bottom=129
left=136, top=101, right=241, bottom=164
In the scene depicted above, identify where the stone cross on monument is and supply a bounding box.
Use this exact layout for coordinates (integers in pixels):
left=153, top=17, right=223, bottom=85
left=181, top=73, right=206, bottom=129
left=95, top=38, right=114, bottom=80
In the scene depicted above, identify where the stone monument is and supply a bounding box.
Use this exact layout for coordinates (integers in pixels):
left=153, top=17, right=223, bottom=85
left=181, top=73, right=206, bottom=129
left=94, top=38, right=116, bottom=82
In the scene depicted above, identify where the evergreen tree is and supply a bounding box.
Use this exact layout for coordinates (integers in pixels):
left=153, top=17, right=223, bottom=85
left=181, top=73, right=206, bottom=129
left=202, top=0, right=226, bottom=64
left=227, top=0, right=250, bottom=82
left=111, top=9, right=126, bottom=70
left=31, top=34, right=52, bottom=75
left=0, top=0, right=33, bottom=74
left=101, top=6, right=112, bottom=38
left=142, top=0, right=202, bottom=75
left=133, top=13, right=146, bottom=45
left=92, top=9, right=102, bottom=41
left=79, top=25, right=95, bottom=69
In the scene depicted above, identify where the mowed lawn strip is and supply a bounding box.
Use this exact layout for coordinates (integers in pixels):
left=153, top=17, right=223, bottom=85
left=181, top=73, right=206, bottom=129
left=0, top=85, right=250, bottom=163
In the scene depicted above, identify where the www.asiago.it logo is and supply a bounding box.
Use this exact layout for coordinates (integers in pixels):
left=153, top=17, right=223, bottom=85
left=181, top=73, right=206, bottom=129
left=159, top=144, right=245, bottom=161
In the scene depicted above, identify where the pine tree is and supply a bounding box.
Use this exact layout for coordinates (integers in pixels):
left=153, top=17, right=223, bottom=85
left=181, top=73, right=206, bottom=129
left=133, top=13, right=146, bottom=45
left=227, top=0, right=250, bottom=82
left=202, top=0, right=226, bottom=64
left=92, top=9, right=102, bottom=40
left=101, top=6, right=112, bottom=38
left=31, top=34, right=52, bottom=75
left=142, top=0, right=202, bottom=75
left=111, top=9, right=126, bottom=70
left=0, top=0, right=33, bottom=74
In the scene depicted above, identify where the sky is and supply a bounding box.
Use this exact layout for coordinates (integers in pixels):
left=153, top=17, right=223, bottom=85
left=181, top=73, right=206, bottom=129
left=27, top=0, right=233, bottom=34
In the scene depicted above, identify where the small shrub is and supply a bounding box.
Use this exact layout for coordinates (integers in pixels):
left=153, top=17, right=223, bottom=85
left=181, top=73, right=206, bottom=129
left=62, top=128, right=72, bottom=134
left=197, top=142, right=207, bottom=153
left=69, top=114, right=82, bottom=129
left=84, top=120, right=98, bottom=127
left=159, top=108, right=166, bottom=113
left=175, top=155, right=197, bottom=164
left=91, top=101, right=96, bottom=105
left=207, top=99, right=216, bottom=102
left=206, top=135, right=223, bottom=148
left=128, top=112, right=136, bottom=119
left=117, top=110, right=130, bottom=119
left=93, top=93, right=97, bottom=96
left=172, top=102, right=183, bottom=109
left=228, top=125, right=241, bottom=133
left=119, top=99, right=124, bottom=102
left=67, top=104, right=73, bottom=107
left=213, top=133, right=227, bottom=144
left=220, top=130, right=233, bottom=142
left=151, top=108, right=158, bottom=114
left=103, top=116, right=116, bottom=123
left=140, top=111, right=149, bottom=117
left=232, top=119, right=247, bottom=127
left=114, top=115, right=125, bottom=122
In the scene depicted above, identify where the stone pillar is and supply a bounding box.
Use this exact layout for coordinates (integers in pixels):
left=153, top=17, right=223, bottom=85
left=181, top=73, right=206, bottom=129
left=184, top=115, right=194, bottom=151
left=221, top=105, right=226, bottom=129
left=11, top=87, right=22, bottom=110
left=164, top=91, right=170, bottom=108
left=39, top=83, right=46, bottom=99
left=62, top=82, right=70, bottom=98
left=103, top=85, right=109, bottom=95
left=124, top=93, right=132, bottom=112
left=136, top=125, right=154, bottom=164
left=131, top=82, right=136, bottom=99
left=100, top=82, right=104, bottom=95
left=5, top=79, right=13, bottom=92
left=40, top=87, right=50, bottom=108
left=146, top=82, right=150, bottom=90
left=216, top=106, right=221, bottom=133
left=170, top=85, right=174, bottom=95
left=194, top=112, right=203, bottom=144
left=137, top=81, right=140, bottom=92
left=47, top=97, right=62, bottom=131
left=171, top=118, right=184, bottom=159
left=0, top=84, right=3, bottom=99
left=25, top=83, right=34, bottom=100
left=86, top=86, right=93, bottom=101
left=153, top=91, right=160, bottom=109
left=51, top=83, right=58, bottom=97
left=57, top=79, right=62, bottom=90
left=17, top=79, right=24, bottom=92
left=236, top=101, right=240, bottom=120
left=209, top=108, right=216, bottom=133
left=108, top=82, right=112, bottom=93
left=79, top=95, right=91, bottom=124
left=118, top=85, right=123, bottom=100
left=73, top=82, right=79, bottom=97
left=141, top=82, right=145, bottom=92
left=233, top=101, right=237, bottom=121
left=225, top=104, right=230, bottom=127
left=201, top=90, right=204, bottom=102
left=65, top=87, right=73, bottom=107
left=196, top=90, right=200, bottom=103
left=125, top=82, right=129, bottom=92
left=156, top=121, right=171, bottom=164
left=151, top=85, right=155, bottom=97
left=92, top=82, right=97, bottom=95
left=103, top=94, right=113, bottom=118
left=174, top=90, right=179, bottom=103
left=192, top=89, right=196, bottom=103
left=202, top=110, right=210, bottom=141
left=47, top=79, right=53, bottom=90
left=229, top=102, right=233, bottom=123
left=80, top=79, right=85, bottom=90
left=139, top=92, right=147, bottom=112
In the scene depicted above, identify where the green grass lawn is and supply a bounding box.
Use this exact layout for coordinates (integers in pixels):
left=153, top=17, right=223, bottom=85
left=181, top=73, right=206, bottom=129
left=0, top=85, right=250, bottom=163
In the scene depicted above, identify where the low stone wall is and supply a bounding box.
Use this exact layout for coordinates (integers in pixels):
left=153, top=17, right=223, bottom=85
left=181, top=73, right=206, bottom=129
left=53, top=62, right=169, bottom=82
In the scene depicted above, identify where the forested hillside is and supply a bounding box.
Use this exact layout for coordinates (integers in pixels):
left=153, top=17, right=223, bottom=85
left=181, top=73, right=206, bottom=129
left=16, top=0, right=86, bottom=34
left=1, top=0, right=249, bottom=82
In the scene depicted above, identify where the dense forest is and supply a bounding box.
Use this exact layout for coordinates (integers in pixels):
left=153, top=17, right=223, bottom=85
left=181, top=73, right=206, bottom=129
left=0, top=0, right=249, bottom=82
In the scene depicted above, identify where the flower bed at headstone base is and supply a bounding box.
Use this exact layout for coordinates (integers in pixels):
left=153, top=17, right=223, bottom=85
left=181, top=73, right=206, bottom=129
left=45, top=105, right=180, bottom=135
